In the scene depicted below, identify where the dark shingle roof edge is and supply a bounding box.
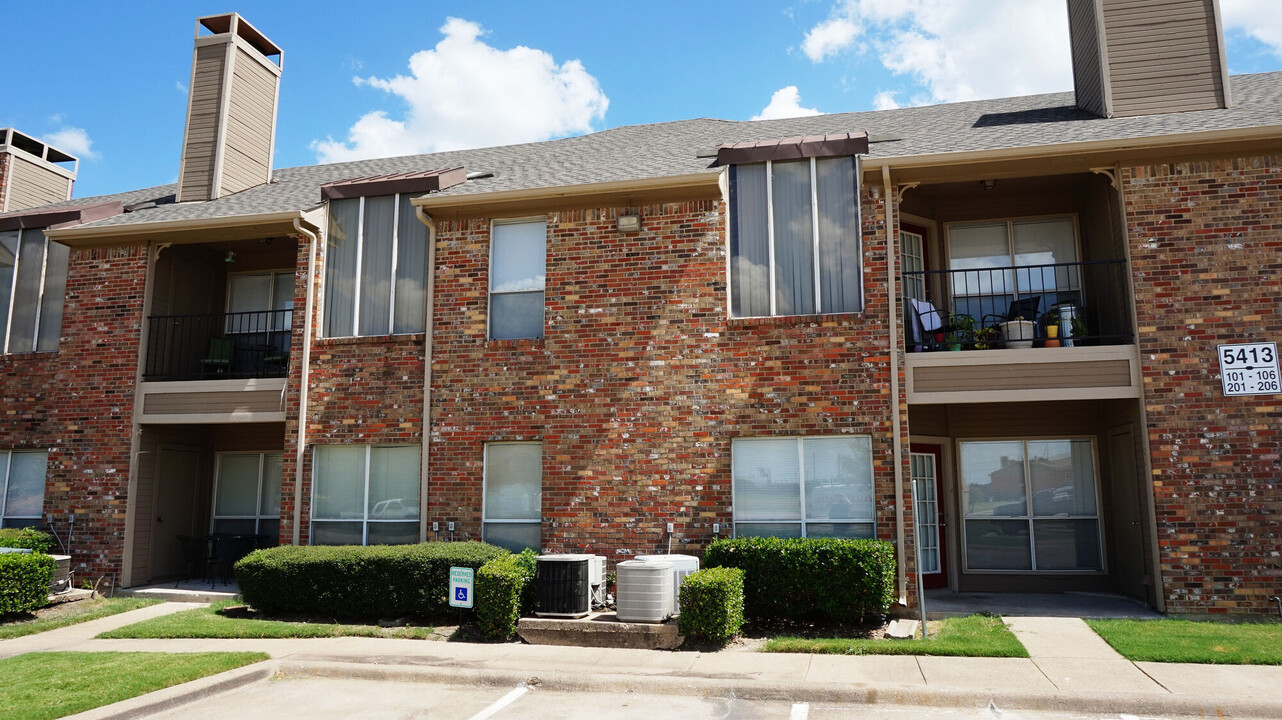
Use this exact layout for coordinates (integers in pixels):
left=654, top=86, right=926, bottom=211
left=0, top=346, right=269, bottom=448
left=14, top=71, right=1282, bottom=235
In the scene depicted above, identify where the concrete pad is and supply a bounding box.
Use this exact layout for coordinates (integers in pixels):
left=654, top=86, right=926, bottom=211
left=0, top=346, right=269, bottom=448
left=1136, top=661, right=1282, bottom=698
left=1005, top=616, right=1123, bottom=659
left=518, top=615, right=683, bottom=649
left=685, top=650, right=811, bottom=682
left=885, top=619, right=919, bottom=639
left=915, top=656, right=1056, bottom=692
left=1032, top=656, right=1163, bottom=693
left=805, top=654, right=926, bottom=687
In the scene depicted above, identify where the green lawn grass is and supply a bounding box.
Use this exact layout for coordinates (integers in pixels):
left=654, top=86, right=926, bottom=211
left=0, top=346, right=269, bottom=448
left=0, top=651, right=267, bottom=720
left=762, top=614, right=1029, bottom=657
left=97, top=600, right=438, bottom=640
left=0, top=598, right=160, bottom=640
left=1087, top=618, right=1282, bottom=665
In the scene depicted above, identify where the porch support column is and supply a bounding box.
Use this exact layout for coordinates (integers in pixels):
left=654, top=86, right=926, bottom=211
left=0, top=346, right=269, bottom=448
left=882, top=164, right=908, bottom=607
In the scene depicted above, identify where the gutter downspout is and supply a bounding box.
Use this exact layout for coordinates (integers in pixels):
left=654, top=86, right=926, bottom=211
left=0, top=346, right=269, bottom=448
left=414, top=206, right=437, bottom=541
left=291, top=218, right=318, bottom=545
left=882, top=164, right=908, bottom=608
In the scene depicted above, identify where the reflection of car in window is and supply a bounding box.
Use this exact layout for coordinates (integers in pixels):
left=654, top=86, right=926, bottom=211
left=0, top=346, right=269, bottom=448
left=372, top=498, right=413, bottom=519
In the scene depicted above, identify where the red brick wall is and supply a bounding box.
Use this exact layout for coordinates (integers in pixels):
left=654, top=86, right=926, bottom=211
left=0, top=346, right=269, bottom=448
left=0, top=244, right=146, bottom=581
left=422, top=191, right=905, bottom=567
left=1124, top=154, right=1282, bottom=615
left=280, top=231, right=428, bottom=546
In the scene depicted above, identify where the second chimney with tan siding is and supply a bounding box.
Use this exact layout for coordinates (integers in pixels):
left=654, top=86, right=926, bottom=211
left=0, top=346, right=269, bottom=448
left=1067, top=0, right=1230, bottom=118
left=176, top=13, right=282, bottom=203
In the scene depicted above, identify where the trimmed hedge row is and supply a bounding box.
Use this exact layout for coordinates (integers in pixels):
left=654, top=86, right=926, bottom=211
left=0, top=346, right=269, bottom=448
left=0, top=553, right=55, bottom=615
left=475, top=549, right=537, bottom=640
left=0, top=528, right=57, bottom=554
left=678, top=567, right=744, bottom=645
left=235, top=541, right=507, bottom=619
left=704, top=537, right=895, bottom=623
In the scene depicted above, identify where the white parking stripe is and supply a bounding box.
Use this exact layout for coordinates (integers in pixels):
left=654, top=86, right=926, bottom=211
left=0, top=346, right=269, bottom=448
left=789, top=702, right=809, bottom=720
left=466, top=683, right=529, bottom=720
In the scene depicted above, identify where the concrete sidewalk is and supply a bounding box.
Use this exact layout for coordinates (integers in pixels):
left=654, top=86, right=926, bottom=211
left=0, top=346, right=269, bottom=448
left=4, top=604, right=1280, bottom=719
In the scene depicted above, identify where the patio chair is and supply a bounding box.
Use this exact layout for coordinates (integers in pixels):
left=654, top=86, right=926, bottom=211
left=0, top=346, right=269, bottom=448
left=175, top=534, right=209, bottom=586
left=905, top=297, right=943, bottom=351
left=209, top=534, right=259, bottom=586
left=983, top=295, right=1042, bottom=328
left=200, top=338, right=234, bottom=378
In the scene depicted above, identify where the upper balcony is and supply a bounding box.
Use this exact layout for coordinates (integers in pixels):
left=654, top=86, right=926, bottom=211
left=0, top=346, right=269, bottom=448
left=144, top=309, right=291, bottom=381
left=902, top=259, right=1141, bottom=404
left=138, top=238, right=297, bottom=424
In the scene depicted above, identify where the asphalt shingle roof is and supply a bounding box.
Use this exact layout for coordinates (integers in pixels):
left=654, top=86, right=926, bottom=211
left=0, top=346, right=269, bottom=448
left=11, top=72, right=1282, bottom=232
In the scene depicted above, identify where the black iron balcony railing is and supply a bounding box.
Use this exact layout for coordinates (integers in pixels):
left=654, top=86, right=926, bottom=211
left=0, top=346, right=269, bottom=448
left=145, top=310, right=292, bottom=381
left=902, top=259, right=1132, bottom=352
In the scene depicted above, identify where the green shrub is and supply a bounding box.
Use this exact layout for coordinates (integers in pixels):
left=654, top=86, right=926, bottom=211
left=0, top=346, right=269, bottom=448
left=475, top=549, right=537, bottom=640
left=679, top=567, right=744, bottom=645
left=0, top=528, right=57, bottom=554
left=704, top=537, right=895, bottom=623
left=0, top=553, right=55, bottom=615
left=234, top=541, right=507, bottom=620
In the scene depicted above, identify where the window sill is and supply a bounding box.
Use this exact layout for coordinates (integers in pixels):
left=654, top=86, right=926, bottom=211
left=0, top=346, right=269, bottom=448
left=0, top=349, right=60, bottom=361
left=315, top=333, right=426, bottom=348
left=485, top=337, right=545, bottom=350
left=727, top=311, right=865, bottom=329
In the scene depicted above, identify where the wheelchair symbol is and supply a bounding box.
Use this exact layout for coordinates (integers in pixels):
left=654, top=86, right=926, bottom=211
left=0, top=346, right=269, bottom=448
left=455, top=588, right=468, bottom=602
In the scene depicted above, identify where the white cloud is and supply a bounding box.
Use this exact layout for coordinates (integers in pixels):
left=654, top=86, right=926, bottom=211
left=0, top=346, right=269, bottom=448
left=42, top=125, right=98, bottom=160
left=802, top=17, right=860, bottom=62
left=871, top=90, right=900, bottom=110
left=752, top=86, right=822, bottom=121
left=803, top=0, right=1072, bottom=104
left=313, top=17, right=609, bottom=163
left=175, top=80, right=188, bottom=95
left=1220, top=0, right=1282, bottom=57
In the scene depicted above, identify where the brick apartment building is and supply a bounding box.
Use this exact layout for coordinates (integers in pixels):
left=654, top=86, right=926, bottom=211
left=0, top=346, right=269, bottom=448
left=0, top=2, right=1277, bottom=616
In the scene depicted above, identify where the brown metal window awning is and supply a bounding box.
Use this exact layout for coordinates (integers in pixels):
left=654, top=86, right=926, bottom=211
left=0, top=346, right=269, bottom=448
left=0, top=201, right=124, bottom=233
left=716, top=132, right=869, bottom=165
left=320, top=167, right=467, bottom=201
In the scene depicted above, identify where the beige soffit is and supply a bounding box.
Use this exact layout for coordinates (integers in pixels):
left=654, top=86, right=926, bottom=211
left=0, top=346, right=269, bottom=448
left=411, top=172, right=720, bottom=212
left=44, top=210, right=320, bottom=247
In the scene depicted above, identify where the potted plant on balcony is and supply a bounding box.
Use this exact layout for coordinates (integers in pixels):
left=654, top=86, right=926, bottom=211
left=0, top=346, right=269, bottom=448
left=999, top=314, right=1036, bottom=349
left=973, top=325, right=1000, bottom=350
left=944, top=312, right=977, bottom=351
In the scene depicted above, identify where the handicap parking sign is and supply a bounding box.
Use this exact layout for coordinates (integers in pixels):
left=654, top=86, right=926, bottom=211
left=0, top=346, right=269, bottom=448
left=449, top=566, right=474, bottom=609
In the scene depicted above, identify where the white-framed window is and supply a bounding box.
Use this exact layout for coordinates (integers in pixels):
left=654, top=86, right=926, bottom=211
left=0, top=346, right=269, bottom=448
left=1, top=228, right=69, bottom=354
left=489, top=219, right=546, bottom=340
left=311, top=445, right=420, bottom=545
left=728, top=156, right=862, bottom=318
left=0, top=450, right=47, bottom=529
left=482, top=442, right=541, bottom=552
left=324, top=194, right=428, bottom=337
left=211, top=452, right=282, bottom=544
left=732, top=436, right=875, bottom=539
left=227, top=270, right=293, bottom=333
left=959, top=438, right=1104, bottom=573
left=945, top=216, right=1080, bottom=322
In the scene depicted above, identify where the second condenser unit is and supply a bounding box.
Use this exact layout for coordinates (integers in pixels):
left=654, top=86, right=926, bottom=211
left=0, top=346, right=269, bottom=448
left=615, top=558, right=675, bottom=623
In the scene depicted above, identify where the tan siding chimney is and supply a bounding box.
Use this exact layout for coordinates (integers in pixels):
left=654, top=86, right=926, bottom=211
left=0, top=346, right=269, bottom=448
left=1067, top=0, right=1230, bottom=118
left=176, top=14, right=282, bottom=203
left=0, top=128, right=77, bottom=213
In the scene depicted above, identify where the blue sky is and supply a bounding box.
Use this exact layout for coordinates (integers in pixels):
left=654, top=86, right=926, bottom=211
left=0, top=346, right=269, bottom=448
left=5, top=1, right=1280, bottom=199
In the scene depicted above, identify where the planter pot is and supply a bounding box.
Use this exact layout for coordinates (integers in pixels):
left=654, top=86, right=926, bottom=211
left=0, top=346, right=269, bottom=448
left=1000, top=320, right=1036, bottom=349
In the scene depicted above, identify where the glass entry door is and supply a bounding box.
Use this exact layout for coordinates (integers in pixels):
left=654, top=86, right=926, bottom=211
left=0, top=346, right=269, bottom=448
left=911, top=445, right=946, bottom=589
